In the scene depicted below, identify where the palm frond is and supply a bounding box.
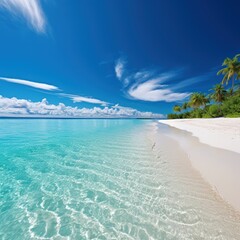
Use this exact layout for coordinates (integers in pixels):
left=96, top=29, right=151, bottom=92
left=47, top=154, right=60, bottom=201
left=222, top=57, right=231, bottom=66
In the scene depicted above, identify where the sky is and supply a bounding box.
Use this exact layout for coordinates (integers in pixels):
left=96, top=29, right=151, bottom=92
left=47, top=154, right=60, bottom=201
left=0, top=0, right=240, bottom=118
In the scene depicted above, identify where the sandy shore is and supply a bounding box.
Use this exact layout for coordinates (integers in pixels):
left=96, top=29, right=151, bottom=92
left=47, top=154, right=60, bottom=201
left=158, top=118, right=240, bottom=212
left=159, top=118, right=240, bottom=154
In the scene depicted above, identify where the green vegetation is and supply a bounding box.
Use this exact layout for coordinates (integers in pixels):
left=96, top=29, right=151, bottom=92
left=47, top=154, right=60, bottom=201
left=173, top=105, right=181, bottom=113
left=217, top=54, right=240, bottom=90
left=168, top=54, right=240, bottom=119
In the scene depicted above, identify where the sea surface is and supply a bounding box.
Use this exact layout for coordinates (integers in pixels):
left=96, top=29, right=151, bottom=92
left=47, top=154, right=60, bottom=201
left=0, top=119, right=240, bottom=240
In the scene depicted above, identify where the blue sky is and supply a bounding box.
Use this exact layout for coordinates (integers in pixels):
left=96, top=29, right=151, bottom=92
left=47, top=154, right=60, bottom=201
left=0, top=0, right=239, bottom=118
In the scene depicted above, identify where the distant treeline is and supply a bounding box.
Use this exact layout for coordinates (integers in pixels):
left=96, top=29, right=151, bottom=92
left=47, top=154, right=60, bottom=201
left=168, top=54, right=240, bottom=119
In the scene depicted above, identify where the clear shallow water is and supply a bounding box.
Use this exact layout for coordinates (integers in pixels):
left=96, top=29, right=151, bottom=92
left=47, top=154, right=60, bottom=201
left=0, top=119, right=240, bottom=240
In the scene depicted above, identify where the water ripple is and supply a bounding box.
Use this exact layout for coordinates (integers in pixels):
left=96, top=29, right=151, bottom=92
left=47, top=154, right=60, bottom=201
left=1, top=120, right=240, bottom=239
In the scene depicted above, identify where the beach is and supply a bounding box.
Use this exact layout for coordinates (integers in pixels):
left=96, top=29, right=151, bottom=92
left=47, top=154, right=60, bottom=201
left=159, top=118, right=240, bottom=154
left=159, top=118, right=240, bottom=212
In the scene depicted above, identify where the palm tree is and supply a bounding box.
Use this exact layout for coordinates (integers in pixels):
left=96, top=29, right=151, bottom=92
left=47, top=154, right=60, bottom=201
left=181, top=102, right=189, bottom=111
left=217, top=54, right=240, bottom=92
left=227, top=88, right=234, bottom=97
left=210, top=84, right=227, bottom=104
left=189, top=93, right=209, bottom=109
left=173, top=105, right=181, bottom=113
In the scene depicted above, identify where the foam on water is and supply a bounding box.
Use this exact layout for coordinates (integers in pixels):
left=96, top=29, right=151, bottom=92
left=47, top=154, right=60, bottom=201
left=0, top=119, right=240, bottom=239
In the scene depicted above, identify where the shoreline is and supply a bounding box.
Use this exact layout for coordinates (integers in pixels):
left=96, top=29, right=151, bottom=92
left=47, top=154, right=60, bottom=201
left=158, top=118, right=240, bottom=212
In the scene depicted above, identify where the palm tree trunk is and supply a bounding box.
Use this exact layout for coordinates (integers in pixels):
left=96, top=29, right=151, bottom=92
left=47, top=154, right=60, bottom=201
left=232, top=75, right=235, bottom=92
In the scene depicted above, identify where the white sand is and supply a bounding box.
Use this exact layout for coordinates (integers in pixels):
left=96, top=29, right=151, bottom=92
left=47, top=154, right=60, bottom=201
left=159, top=118, right=240, bottom=154
left=158, top=118, right=240, bottom=212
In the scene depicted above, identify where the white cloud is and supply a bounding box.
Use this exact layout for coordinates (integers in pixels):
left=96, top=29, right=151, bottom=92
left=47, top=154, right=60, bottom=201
left=128, top=79, right=190, bottom=102
left=171, top=73, right=214, bottom=91
left=133, top=71, right=154, bottom=81
left=114, top=58, right=190, bottom=102
left=115, top=58, right=125, bottom=80
left=0, top=0, right=46, bottom=33
left=0, top=95, right=164, bottom=118
left=72, top=96, right=108, bottom=105
left=0, top=77, right=109, bottom=105
left=0, top=77, right=59, bottom=91
left=60, top=93, right=108, bottom=106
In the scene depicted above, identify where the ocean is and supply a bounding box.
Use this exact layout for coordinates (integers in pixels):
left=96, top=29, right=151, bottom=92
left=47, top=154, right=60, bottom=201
left=0, top=119, right=240, bottom=239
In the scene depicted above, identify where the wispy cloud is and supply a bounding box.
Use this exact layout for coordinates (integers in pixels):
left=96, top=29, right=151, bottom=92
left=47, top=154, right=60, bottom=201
left=115, top=58, right=126, bottom=80
left=0, top=0, right=46, bottom=33
left=0, top=95, right=164, bottom=118
left=0, top=77, right=59, bottom=91
left=171, top=72, right=214, bottom=91
left=0, top=76, right=110, bottom=106
left=60, top=93, right=109, bottom=106
left=114, top=58, right=190, bottom=102
left=128, top=79, right=190, bottom=102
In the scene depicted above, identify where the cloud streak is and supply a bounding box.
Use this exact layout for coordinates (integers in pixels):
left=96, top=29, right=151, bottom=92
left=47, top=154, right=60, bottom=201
left=60, top=93, right=109, bottom=106
left=0, top=76, right=110, bottom=106
left=0, top=77, right=59, bottom=91
left=0, top=0, right=46, bottom=33
left=114, top=58, right=190, bottom=102
left=128, top=79, right=190, bottom=102
left=171, top=72, right=214, bottom=91
left=115, top=58, right=125, bottom=80
left=0, top=95, right=164, bottom=118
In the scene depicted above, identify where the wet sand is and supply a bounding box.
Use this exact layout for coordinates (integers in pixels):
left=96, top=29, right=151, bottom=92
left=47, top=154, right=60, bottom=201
left=157, top=120, right=240, bottom=212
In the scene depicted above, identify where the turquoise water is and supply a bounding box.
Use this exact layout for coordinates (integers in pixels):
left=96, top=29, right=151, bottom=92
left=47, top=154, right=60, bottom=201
left=0, top=119, right=240, bottom=240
